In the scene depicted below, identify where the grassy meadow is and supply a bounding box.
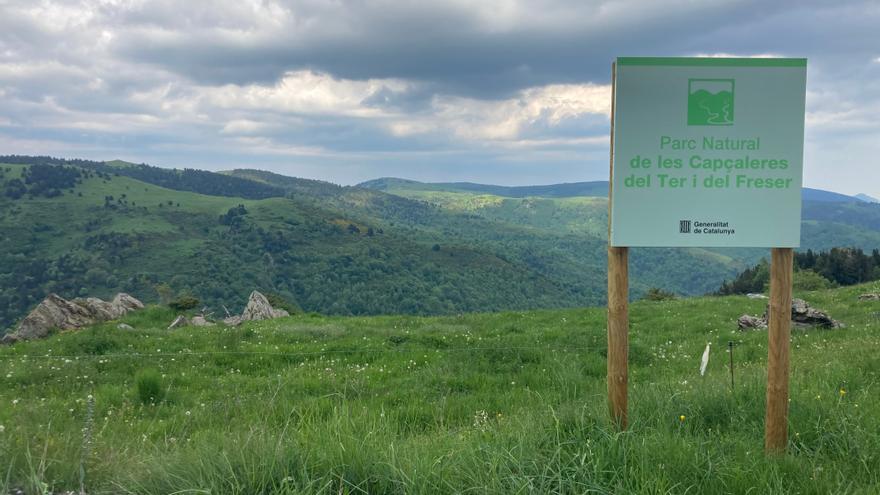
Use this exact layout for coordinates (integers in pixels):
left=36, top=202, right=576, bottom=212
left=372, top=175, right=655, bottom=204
left=1, top=283, right=879, bottom=494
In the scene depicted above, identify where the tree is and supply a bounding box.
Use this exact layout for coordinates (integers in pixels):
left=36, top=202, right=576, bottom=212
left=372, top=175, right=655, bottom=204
left=155, top=283, right=174, bottom=305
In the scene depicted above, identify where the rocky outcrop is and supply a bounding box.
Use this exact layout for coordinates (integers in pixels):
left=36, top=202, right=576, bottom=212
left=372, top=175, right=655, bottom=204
left=859, top=293, right=880, bottom=301
left=223, top=315, right=243, bottom=327
left=14, top=294, right=95, bottom=340
left=738, top=298, right=843, bottom=331
left=217, top=291, right=289, bottom=327
left=240, top=291, right=289, bottom=321
left=790, top=299, right=843, bottom=328
left=73, top=293, right=144, bottom=321
left=3, top=293, right=144, bottom=343
left=737, top=314, right=767, bottom=330
left=162, top=291, right=288, bottom=329
left=190, top=316, right=215, bottom=327
left=166, top=315, right=216, bottom=329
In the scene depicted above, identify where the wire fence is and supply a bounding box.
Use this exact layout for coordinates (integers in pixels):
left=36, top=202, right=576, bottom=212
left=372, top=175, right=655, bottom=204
left=0, top=344, right=606, bottom=362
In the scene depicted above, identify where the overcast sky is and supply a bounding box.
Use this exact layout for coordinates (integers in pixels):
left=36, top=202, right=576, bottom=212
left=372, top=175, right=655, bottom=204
left=0, top=0, right=878, bottom=196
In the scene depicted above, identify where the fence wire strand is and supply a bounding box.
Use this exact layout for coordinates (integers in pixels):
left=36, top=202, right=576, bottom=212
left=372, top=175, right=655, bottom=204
left=0, top=344, right=605, bottom=361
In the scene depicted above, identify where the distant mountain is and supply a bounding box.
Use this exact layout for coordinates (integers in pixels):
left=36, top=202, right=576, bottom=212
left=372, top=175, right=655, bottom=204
left=362, top=178, right=861, bottom=203
left=802, top=187, right=859, bottom=203
left=359, top=178, right=610, bottom=198
left=856, top=193, right=880, bottom=203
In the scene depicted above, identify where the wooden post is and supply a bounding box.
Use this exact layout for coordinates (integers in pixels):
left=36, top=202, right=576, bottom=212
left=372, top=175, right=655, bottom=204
left=606, top=61, right=628, bottom=429
left=765, top=247, right=793, bottom=453
left=608, top=246, right=629, bottom=428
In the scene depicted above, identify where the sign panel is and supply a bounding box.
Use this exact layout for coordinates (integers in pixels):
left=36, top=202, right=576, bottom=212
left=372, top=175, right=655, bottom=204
left=610, top=57, right=807, bottom=247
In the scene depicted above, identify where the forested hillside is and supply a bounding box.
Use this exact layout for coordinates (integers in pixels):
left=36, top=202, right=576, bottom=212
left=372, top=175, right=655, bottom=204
left=3, top=157, right=880, bottom=332
left=0, top=162, right=586, bottom=331
left=362, top=178, right=880, bottom=267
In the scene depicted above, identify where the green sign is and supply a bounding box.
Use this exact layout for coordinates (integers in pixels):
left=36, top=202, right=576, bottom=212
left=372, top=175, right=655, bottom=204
left=609, top=57, right=807, bottom=247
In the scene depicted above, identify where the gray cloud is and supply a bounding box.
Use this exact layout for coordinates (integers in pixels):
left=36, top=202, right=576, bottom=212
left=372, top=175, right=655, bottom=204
left=0, top=0, right=877, bottom=196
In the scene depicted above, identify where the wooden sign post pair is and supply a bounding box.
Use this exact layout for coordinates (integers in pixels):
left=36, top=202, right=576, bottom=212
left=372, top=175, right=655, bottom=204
left=606, top=245, right=792, bottom=453
left=606, top=57, right=807, bottom=454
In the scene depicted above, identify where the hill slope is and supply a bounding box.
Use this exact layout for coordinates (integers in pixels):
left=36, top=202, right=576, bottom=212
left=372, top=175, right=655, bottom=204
left=362, top=177, right=880, bottom=265
left=1, top=283, right=878, bottom=492
left=3, top=159, right=880, bottom=332
left=0, top=163, right=582, bottom=330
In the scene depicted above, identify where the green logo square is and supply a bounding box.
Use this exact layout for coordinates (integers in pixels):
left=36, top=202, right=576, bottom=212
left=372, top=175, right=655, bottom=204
left=688, top=79, right=734, bottom=126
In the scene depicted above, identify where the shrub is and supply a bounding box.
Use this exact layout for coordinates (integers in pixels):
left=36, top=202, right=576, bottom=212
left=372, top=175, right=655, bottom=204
left=169, top=295, right=200, bottom=312
left=265, top=292, right=301, bottom=314
left=793, top=269, right=834, bottom=291
left=135, top=369, right=164, bottom=405
left=643, top=287, right=677, bottom=301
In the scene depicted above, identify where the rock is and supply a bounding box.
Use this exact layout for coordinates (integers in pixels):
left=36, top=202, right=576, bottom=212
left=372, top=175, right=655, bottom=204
left=789, top=298, right=843, bottom=328
left=167, top=315, right=188, bottom=330
left=112, top=293, right=145, bottom=314
left=12, top=294, right=100, bottom=340
left=746, top=293, right=769, bottom=299
left=191, top=316, right=215, bottom=327
left=73, top=297, right=117, bottom=320
left=1, top=333, right=20, bottom=346
left=4, top=293, right=145, bottom=343
left=859, top=293, right=880, bottom=301
left=737, top=298, right=842, bottom=331
left=737, top=314, right=767, bottom=330
left=117, top=323, right=135, bottom=331
left=240, top=291, right=289, bottom=321
left=223, top=316, right=243, bottom=327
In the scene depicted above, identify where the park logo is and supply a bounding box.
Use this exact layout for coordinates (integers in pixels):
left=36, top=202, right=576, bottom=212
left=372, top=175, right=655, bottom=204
left=679, top=220, right=691, bottom=234
left=687, top=79, right=734, bottom=126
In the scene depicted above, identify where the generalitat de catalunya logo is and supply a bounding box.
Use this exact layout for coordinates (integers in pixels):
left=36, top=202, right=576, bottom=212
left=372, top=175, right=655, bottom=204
left=687, top=79, right=734, bottom=126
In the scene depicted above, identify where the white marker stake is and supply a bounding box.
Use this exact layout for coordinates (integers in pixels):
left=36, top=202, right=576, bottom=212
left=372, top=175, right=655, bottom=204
left=700, top=343, right=711, bottom=376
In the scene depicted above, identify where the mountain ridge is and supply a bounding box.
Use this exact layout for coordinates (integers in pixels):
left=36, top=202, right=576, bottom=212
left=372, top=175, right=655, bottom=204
left=359, top=177, right=861, bottom=202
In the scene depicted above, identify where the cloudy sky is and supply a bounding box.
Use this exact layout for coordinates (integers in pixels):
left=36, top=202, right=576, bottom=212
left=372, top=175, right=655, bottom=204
left=0, top=0, right=878, bottom=196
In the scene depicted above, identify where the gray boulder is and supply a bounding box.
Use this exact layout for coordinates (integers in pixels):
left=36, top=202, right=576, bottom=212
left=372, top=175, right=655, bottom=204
left=73, top=297, right=118, bottom=320
left=4, top=293, right=145, bottom=343
left=191, top=316, right=215, bottom=327
left=13, top=294, right=101, bottom=340
left=859, top=293, right=880, bottom=301
left=74, top=293, right=144, bottom=320
left=240, top=291, right=289, bottom=321
left=790, top=298, right=843, bottom=328
left=112, top=293, right=145, bottom=315
left=737, top=298, right=842, bottom=331
left=117, top=323, right=135, bottom=331
left=223, top=315, right=243, bottom=327
left=737, top=314, right=767, bottom=330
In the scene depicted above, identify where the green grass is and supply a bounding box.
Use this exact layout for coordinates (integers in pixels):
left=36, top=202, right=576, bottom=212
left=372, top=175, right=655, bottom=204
left=1, top=283, right=879, bottom=493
